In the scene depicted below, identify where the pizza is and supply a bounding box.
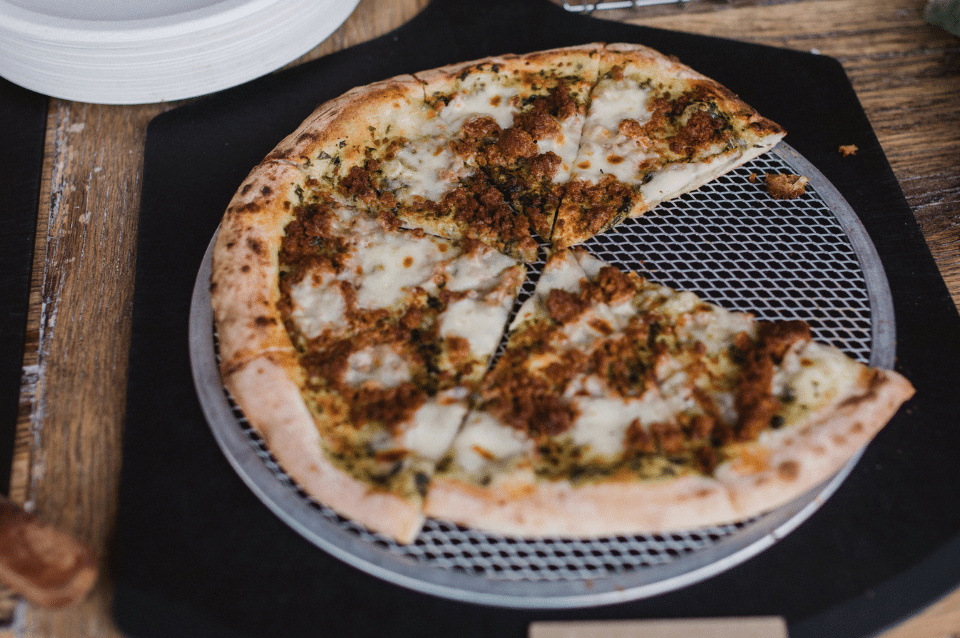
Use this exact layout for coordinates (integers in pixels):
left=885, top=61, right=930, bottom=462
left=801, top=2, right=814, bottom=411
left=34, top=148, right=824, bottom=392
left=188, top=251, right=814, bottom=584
left=424, top=248, right=914, bottom=535
left=210, top=43, right=914, bottom=544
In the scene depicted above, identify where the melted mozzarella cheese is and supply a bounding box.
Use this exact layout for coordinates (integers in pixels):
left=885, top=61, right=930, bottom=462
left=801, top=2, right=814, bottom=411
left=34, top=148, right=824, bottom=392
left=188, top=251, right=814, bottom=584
left=568, top=392, right=667, bottom=459
left=343, top=230, right=448, bottom=309
left=774, top=341, right=862, bottom=417
left=575, top=139, right=654, bottom=184
left=398, top=397, right=469, bottom=461
left=536, top=114, right=585, bottom=182
left=510, top=250, right=587, bottom=330
left=443, top=248, right=517, bottom=293
left=381, top=137, right=473, bottom=202
left=659, top=289, right=700, bottom=316
left=439, top=80, right=519, bottom=132
left=440, top=297, right=510, bottom=357
left=590, top=79, right=654, bottom=131
left=571, top=79, right=656, bottom=184
left=559, top=299, right=634, bottom=348
left=638, top=153, right=738, bottom=204
left=288, top=273, right=345, bottom=339
left=452, top=411, right=530, bottom=475
left=539, top=250, right=587, bottom=294
left=343, top=344, right=411, bottom=388
left=573, top=250, right=606, bottom=278
left=569, top=379, right=698, bottom=459
left=684, top=307, right=755, bottom=355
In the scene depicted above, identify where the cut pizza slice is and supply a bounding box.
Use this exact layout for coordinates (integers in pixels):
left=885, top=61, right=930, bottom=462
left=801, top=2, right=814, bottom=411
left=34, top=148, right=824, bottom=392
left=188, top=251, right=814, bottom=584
left=271, top=47, right=603, bottom=262
left=424, top=247, right=914, bottom=537
left=414, top=45, right=601, bottom=249
left=213, top=163, right=526, bottom=543
left=552, top=43, right=786, bottom=248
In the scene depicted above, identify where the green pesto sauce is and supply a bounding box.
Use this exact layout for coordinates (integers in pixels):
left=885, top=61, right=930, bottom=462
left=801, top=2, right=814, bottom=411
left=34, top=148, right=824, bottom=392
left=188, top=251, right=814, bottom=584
left=533, top=438, right=706, bottom=486
left=322, top=439, right=426, bottom=501
left=301, top=396, right=425, bottom=501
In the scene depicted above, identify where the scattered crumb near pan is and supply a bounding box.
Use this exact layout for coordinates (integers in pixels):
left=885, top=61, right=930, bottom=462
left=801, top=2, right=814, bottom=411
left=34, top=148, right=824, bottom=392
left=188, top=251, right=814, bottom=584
left=765, top=173, right=810, bottom=200
left=839, top=144, right=859, bottom=157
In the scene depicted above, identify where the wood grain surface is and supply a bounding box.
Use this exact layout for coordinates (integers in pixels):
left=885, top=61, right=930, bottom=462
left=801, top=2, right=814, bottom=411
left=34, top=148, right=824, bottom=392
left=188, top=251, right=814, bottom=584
left=4, top=0, right=958, bottom=636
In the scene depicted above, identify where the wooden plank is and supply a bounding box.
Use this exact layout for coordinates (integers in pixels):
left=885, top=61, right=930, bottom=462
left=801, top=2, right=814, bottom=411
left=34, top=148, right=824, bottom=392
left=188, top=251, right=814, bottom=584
left=529, top=617, right=789, bottom=638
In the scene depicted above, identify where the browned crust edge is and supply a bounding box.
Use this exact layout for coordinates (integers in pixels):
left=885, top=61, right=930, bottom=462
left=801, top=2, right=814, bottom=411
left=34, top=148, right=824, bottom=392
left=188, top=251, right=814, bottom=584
left=718, top=368, right=915, bottom=518
left=211, top=160, right=302, bottom=370
left=415, top=43, right=604, bottom=91
left=424, top=470, right=738, bottom=538
left=264, top=73, right=426, bottom=171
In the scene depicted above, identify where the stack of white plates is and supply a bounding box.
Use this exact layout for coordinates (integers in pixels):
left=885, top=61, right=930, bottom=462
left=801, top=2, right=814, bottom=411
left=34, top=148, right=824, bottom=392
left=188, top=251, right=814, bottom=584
left=0, top=0, right=361, bottom=104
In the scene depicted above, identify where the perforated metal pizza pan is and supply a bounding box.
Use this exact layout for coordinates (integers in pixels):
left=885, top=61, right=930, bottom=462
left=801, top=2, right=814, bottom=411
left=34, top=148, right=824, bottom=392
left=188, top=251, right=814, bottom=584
left=189, top=142, right=896, bottom=609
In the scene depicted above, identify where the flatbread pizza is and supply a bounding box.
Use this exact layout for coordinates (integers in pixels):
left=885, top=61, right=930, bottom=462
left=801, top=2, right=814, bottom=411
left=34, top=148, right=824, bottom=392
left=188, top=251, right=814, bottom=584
left=210, top=43, right=913, bottom=544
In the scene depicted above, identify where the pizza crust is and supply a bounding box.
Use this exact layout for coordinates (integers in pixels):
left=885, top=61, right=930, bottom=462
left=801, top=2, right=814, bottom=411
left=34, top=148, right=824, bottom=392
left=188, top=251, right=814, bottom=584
left=416, top=43, right=602, bottom=104
left=211, top=160, right=303, bottom=368
left=424, top=470, right=738, bottom=538
left=425, top=369, right=914, bottom=539
left=718, top=368, right=915, bottom=519
left=265, top=74, right=429, bottom=176
left=224, top=352, right=425, bottom=544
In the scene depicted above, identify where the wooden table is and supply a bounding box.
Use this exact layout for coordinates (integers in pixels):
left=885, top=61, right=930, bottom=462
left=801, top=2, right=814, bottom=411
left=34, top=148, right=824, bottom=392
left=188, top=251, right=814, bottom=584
left=5, top=0, right=958, bottom=635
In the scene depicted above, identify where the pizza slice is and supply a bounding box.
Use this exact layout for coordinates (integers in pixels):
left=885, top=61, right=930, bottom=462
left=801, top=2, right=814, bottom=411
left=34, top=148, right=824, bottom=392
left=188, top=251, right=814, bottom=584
left=552, top=43, right=786, bottom=248
left=424, top=248, right=914, bottom=537
left=213, top=164, right=525, bottom=543
left=415, top=45, right=601, bottom=247
left=259, top=72, right=514, bottom=257
left=272, top=47, right=603, bottom=263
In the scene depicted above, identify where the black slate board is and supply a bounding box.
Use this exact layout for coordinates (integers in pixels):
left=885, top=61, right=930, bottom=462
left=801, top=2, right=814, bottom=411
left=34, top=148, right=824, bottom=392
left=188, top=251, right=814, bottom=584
left=113, top=1, right=960, bottom=636
left=0, top=79, right=46, bottom=497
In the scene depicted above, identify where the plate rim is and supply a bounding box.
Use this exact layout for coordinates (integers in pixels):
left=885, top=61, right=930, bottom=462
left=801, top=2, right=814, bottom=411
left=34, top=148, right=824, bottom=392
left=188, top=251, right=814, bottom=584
left=0, top=0, right=361, bottom=103
left=0, top=0, right=277, bottom=37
